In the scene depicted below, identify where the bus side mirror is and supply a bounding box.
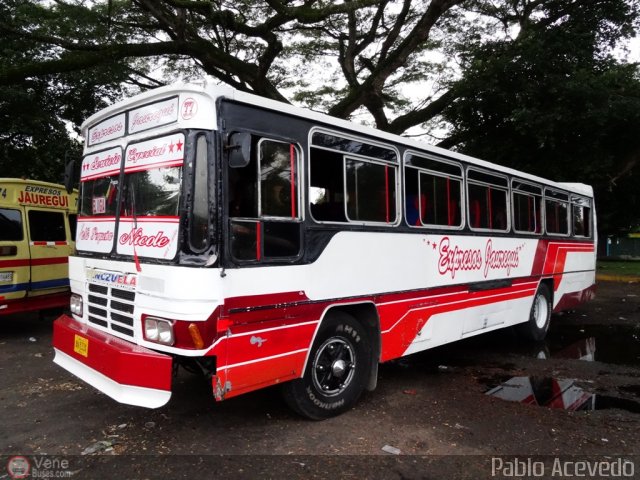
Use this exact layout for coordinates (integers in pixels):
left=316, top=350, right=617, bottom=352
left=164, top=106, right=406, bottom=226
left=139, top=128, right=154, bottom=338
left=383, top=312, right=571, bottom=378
left=226, top=132, right=251, bottom=168
left=64, top=159, right=76, bottom=193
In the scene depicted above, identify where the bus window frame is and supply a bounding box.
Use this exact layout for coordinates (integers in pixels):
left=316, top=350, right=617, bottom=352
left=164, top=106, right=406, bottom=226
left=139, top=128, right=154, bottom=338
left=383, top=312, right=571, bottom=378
left=403, top=151, right=464, bottom=231
left=228, top=134, right=304, bottom=265
left=570, top=194, right=592, bottom=239
left=0, top=207, right=24, bottom=242
left=511, top=179, right=543, bottom=235
left=466, top=167, right=510, bottom=234
left=544, top=188, right=571, bottom=237
left=256, top=137, right=302, bottom=221
left=308, top=127, right=400, bottom=227
left=343, top=155, right=398, bottom=225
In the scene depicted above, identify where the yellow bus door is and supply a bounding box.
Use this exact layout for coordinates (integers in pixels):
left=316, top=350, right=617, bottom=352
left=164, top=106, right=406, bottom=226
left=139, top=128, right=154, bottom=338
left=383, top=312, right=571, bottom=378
left=0, top=206, right=30, bottom=305
left=25, top=208, right=72, bottom=297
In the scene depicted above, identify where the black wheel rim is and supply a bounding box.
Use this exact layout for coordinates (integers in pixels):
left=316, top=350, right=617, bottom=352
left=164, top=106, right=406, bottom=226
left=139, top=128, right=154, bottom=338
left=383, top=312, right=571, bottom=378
left=311, top=337, right=356, bottom=397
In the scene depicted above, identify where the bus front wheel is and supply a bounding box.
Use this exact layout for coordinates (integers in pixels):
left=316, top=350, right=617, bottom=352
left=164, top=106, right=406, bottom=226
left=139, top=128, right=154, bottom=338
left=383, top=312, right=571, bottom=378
left=282, top=311, right=372, bottom=420
left=518, top=283, right=552, bottom=341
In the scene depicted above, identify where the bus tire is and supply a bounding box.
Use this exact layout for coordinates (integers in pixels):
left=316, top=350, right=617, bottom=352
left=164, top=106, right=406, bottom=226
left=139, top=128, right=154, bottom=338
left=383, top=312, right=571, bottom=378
left=282, top=311, right=372, bottom=420
left=518, top=283, right=552, bottom=341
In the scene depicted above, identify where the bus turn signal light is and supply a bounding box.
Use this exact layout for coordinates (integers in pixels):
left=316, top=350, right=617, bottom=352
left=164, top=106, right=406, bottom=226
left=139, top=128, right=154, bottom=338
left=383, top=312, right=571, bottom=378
left=188, top=323, right=205, bottom=349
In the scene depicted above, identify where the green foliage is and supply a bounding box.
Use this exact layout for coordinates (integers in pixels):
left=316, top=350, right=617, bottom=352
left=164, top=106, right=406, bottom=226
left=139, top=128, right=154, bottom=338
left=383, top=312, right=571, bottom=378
left=0, top=0, right=639, bottom=232
left=0, top=0, right=149, bottom=183
left=441, top=0, right=640, bottom=233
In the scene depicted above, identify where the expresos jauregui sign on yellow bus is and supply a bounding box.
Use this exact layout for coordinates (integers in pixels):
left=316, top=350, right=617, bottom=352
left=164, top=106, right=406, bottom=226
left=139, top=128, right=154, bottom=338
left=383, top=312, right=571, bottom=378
left=0, top=179, right=77, bottom=315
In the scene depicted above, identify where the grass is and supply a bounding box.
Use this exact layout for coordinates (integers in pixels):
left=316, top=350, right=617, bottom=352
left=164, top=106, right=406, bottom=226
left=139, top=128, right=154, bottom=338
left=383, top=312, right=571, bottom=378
left=597, top=260, right=640, bottom=278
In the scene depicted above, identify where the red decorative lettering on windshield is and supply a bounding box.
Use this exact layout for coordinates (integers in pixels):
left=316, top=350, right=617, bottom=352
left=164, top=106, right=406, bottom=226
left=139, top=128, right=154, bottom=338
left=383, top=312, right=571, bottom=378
left=119, top=227, right=171, bottom=248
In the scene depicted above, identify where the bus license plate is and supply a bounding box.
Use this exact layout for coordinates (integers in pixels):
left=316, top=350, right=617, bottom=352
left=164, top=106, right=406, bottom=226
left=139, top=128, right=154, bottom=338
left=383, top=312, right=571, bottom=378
left=74, top=335, right=89, bottom=357
left=0, top=272, right=12, bottom=283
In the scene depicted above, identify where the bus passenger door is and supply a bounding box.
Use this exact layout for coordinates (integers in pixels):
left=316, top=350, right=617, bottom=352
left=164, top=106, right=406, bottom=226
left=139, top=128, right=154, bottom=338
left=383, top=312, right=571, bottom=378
left=0, top=207, right=29, bottom=304
left=225, top=135, right=304, bottom=395
left=26, top=209, right=72, bottom=297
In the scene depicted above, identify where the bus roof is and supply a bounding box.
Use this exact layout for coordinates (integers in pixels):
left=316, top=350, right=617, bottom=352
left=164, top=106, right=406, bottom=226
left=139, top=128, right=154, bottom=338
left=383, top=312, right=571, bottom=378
left=81, top=82, right=594, bottom=198
left=0, top=178, right=74, bottom=190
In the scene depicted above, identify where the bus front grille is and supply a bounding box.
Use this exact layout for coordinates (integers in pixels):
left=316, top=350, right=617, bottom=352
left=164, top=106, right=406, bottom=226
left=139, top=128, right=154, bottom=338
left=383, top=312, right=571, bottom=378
left=87, top=283, right=135, bottom=338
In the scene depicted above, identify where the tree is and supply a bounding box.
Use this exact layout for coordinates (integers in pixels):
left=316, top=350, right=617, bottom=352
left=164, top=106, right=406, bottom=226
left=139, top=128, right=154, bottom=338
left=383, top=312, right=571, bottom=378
left=1, top=0, right=639, bottom=231
left=439, top=0, right=640, bottom=233
left=0, top=0, right=466, bottom=134
left=0, top=1, right=153, bottom=181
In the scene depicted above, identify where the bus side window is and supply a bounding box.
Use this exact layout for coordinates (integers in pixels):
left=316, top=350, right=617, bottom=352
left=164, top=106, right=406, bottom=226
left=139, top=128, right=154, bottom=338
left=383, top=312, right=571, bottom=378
left=404, top=156, right=463, bottom=229
left=572, top=204, right=591, bottom=237
left=229, top=137, right=301, bottom=262
left=309, top=148, right=346, bottom=222
left=0, top=208, right=23, bottom=241
left=470, top=199, right=482, bottom=228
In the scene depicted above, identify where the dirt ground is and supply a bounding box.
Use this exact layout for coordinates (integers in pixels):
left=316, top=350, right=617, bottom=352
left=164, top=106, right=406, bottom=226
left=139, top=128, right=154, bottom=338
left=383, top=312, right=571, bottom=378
left=0, top=281, right=639, bottom=479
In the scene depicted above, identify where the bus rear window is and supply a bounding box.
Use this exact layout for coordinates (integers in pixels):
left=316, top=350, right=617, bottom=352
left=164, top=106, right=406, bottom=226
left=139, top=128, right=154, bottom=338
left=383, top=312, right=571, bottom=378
left=0, top=208, right=23, bottom=241
left=28, top=210, right=66, bottom=242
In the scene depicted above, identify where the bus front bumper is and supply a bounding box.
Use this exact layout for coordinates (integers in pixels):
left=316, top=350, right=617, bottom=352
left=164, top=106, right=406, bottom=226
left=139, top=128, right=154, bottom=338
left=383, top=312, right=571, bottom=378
left=53, top=314, right=173, bottom=408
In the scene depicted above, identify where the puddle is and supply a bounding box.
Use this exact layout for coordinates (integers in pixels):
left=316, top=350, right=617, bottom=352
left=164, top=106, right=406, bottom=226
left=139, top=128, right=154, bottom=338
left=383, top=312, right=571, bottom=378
left=545, top=324, right=640, bottom=366
left=620, top=385, right=640, bottom=398
left=485, top=376, right=640, bottom=414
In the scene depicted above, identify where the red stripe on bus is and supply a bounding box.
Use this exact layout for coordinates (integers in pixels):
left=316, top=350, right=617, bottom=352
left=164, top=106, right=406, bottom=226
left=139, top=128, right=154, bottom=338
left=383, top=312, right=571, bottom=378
left=124, top=160, right=183, bottom=174
left=119, top=216, right=179, bottom=223
left=31, top=257, right=68, bottom=266
left=0, top=257, right=67, bottom=268
left=78, top=216, right=116, bottom=222
left=81, top=169, right=121, bottom=182
left=0, top=259, right=29, bottom=268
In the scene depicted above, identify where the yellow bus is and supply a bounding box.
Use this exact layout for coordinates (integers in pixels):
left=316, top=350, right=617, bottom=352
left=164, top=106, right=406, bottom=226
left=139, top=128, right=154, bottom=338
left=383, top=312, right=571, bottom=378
left=0, top=179, right=78, bottom=315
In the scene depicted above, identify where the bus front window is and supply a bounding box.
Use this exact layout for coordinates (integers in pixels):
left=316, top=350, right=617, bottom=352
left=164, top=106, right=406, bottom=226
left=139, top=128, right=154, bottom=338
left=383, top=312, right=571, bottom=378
left=81, top=176, right=119, bottom=217
left=121, top=167, right=181, bottom=217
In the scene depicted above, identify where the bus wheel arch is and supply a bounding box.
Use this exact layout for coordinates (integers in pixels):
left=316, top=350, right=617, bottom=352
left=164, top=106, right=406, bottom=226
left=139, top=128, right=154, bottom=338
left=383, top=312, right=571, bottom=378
left=518, top=281, right=553, bottom=342
left=282, top=303, right=380, bottom=420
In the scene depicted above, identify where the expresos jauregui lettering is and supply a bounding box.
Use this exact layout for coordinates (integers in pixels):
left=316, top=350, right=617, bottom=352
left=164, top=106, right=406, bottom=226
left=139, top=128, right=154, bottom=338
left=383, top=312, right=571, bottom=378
left=437, top=237, right=522, bottom=279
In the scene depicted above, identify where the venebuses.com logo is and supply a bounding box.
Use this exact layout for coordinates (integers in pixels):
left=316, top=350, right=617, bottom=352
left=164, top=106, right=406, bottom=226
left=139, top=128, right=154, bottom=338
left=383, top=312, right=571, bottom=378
left=7, top=456, right=30, bottom=479
left=6, top=455, right=72, bottom=479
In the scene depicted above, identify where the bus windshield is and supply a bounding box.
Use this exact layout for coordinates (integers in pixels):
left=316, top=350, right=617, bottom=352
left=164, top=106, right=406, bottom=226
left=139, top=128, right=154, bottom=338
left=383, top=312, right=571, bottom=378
left=121, top=166, right=181, bottom=217
left=77, top=132, right=189, bottom=260
left=80, top=176, right=119, bottom=217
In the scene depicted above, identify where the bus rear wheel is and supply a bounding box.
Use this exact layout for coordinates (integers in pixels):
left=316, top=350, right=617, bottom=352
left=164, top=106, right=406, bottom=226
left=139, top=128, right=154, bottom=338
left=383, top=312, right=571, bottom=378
left=518, top=283, right=552, bottom=341
left=282, top=311, right=372, bottom=420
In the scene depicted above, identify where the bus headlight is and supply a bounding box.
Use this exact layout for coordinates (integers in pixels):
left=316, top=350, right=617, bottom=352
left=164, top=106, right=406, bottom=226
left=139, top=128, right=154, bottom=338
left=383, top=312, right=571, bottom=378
left=70, top=294, right=83, bottom=316
left=144, top=317, right=175, bottom=346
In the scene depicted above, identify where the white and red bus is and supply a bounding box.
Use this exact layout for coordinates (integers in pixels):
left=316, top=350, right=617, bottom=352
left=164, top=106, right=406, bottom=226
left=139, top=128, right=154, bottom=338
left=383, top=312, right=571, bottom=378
left=53, top=83, right=596, bottom=419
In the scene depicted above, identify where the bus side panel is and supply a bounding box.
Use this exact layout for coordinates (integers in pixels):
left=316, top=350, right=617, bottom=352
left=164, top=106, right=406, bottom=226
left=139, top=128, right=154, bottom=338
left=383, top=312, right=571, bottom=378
left=534, top=239, right=596, bottom=310
left=210, top=302, right=321, bottom=400
left=377, top=279, right=539, bottom=362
